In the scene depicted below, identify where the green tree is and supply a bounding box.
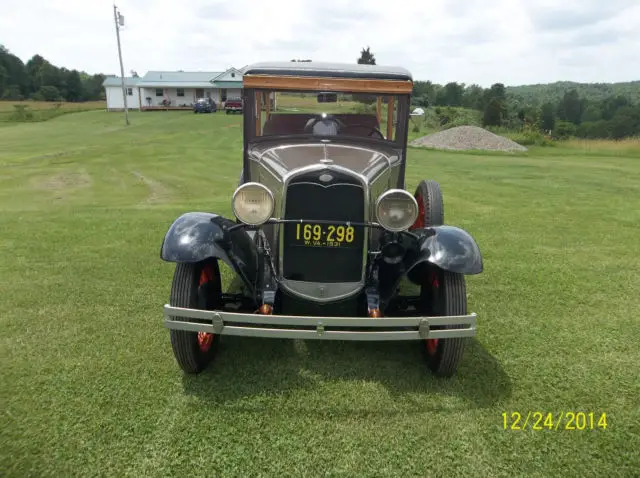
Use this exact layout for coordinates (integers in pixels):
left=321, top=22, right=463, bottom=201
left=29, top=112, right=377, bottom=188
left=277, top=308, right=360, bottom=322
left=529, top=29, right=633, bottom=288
left=0, top=64, right=6, bottom=97
left=540, top=102, right=555, bottom=132
left=601, top=95, right=629, bottom=120
left=609, top=106, right=640, bottom=139
left=37, top=85, right=61, bottom=101
left=437, top=82, right=465, bottom=107
left=557, top=89, right=584, bottom=125
left=482, top=83, right=507, bottom=126
left=413, top=80, right=436, bottom=107
left=482, top=98, right=504, bottom=126
left=462, top=84, right=485, bottom=110
left=2, top=84, right=22, bottom=100
left=65, top=70, right=83, bottom=101
left=0, top=45, right=28, bottom=95
left=581, top=104, right=602, bottom=122
left=554, top=120, right=576, bottom=138
left=25, top=54, right=47, bottom=93
left=486, top=83, right=506, bottom=102
left=357, top=46, right=376, bottom=65
left=80, top=73, right=106, bottom=101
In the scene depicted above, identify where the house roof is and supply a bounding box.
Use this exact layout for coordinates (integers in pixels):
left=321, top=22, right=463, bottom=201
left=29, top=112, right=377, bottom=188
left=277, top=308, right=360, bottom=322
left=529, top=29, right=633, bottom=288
left=136, top=70, right=223, bottom=88
left=103, top=68, right=246, bottom=89
left=210, top=67, right=244, bottom=89
left=102, top=76, right=141, bottom=87
left=243, top=61, right=413, bottom=81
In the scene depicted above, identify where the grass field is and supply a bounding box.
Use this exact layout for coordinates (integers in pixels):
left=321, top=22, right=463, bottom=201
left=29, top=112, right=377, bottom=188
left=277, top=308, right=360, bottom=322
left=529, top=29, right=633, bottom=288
left=0, top=100, right=105, bottom=111
left=0, top=100, right=106, bottom=124
left=1, top=110, right=639, bottom=477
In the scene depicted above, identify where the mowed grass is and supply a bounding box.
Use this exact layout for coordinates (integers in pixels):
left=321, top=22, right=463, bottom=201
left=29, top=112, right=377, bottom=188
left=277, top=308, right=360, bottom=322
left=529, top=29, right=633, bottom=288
left=1, top=110, right=639, bottom=477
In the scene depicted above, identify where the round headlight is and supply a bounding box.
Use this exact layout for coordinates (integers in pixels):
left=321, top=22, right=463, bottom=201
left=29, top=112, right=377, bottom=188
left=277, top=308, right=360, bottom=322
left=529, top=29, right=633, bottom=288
left=232, top=182, right=274, bottom=226
left=375, top=189, right=419, bottom=232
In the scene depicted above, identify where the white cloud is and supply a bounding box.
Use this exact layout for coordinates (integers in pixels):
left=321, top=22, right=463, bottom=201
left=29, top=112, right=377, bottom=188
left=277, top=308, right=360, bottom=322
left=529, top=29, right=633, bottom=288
left=1, top=0, right=639, bottom=86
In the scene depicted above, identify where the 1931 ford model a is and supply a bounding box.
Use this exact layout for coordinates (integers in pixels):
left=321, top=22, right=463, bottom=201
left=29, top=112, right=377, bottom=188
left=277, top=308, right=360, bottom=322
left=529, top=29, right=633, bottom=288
left=161, top=62, right=483, bottom=377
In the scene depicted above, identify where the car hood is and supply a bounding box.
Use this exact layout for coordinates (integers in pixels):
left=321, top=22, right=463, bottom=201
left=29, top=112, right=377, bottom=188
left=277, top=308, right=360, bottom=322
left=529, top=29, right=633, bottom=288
left=248, top=141, right=401, bottom=182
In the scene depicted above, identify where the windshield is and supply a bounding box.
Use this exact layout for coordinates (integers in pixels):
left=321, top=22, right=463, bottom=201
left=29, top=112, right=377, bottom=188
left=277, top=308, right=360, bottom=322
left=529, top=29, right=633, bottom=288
left=252, top=90, right=402, bottom=143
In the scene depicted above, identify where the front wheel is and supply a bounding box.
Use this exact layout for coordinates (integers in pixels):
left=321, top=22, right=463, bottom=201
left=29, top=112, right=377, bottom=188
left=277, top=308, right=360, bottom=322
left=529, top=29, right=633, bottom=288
left=420, top=267, right=468, bottom=377
left=168, top=260, right=221, bottom=374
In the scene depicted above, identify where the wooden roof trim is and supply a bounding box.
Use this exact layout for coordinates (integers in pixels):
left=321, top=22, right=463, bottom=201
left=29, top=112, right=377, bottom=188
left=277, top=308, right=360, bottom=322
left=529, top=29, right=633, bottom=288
left=243, top=75, right=413, bottom=94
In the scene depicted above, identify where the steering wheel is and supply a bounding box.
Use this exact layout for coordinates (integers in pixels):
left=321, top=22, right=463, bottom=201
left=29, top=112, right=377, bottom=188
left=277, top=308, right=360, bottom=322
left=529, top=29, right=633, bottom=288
left=303, top=114, right=343, bottom=135
left=340, top=123, right=385, bottom=140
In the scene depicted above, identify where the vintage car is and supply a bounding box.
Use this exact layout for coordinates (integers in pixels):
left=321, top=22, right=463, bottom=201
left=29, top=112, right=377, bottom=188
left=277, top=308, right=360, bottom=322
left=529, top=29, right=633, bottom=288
left=161, top=62, right=483, bottom=377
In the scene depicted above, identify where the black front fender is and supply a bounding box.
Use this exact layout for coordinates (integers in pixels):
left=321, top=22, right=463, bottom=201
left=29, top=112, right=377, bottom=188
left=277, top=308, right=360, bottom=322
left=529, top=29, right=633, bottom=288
left=160, top=212, right=258, bottom=294
left=408, top=225, right=483, bottom=275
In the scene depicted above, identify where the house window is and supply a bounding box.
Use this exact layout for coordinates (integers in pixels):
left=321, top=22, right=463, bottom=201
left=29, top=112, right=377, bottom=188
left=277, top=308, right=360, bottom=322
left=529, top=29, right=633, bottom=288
left=126, top=88, right=133, bottom=96
left=177, top=88, right=185, bottom=97
left=155, top=89, right=163, bottom=97
left=221, top=89, right=227, bottom=102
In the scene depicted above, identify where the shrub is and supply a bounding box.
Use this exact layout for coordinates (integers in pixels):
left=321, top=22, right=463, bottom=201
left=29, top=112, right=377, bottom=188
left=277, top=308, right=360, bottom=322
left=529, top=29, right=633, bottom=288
left=36, top=85, right=62, bottom=102
left=9, top=105, right=34, bottom=121
left=553, top=121, right=577, bottom=139
left=509, top=130, right=555, bottom=146
left=2, top=85, right=23, bottom=100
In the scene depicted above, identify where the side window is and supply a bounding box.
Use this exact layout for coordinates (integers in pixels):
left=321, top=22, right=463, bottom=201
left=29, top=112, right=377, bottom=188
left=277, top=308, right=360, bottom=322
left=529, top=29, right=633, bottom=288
left=155, top=89, right=163, bottom=97
left=177, top=88, right=185, bottom=97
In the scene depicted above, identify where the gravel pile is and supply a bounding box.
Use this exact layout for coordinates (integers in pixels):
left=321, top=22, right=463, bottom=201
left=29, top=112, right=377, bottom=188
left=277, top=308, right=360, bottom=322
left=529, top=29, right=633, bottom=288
left=410, top=125, right=527, bottom=152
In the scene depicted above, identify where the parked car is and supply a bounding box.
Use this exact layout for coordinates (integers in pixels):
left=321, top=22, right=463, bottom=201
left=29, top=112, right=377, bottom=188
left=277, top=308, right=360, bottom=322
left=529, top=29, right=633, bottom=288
left=193, top=97, right=216, bottom=113
left=224, top=98, right=242, bottom=114
left=161, top=61, right=483, bottom=377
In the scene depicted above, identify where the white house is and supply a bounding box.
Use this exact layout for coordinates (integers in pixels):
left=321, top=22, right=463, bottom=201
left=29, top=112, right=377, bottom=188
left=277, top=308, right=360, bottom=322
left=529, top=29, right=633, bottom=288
left=102, top=67, right=245, bottom=110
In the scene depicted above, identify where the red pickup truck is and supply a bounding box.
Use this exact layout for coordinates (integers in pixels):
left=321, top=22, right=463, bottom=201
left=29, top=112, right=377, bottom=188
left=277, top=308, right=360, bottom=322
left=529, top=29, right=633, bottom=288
left=224, top=99, right=243, bottom=114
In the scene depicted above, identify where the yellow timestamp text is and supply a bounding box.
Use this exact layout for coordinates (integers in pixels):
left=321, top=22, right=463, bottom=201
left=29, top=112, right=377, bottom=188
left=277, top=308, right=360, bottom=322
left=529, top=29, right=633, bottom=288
left=502, top=412, right=607, bottom=431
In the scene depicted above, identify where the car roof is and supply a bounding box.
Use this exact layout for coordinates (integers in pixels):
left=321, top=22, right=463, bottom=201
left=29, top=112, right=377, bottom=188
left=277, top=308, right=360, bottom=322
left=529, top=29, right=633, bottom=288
left=243, top=61, right=412, bottom=81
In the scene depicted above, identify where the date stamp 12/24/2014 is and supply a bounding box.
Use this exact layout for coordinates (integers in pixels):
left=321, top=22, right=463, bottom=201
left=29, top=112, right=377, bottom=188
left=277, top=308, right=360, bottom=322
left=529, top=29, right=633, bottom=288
left=502, top=412, right=608, bottom=431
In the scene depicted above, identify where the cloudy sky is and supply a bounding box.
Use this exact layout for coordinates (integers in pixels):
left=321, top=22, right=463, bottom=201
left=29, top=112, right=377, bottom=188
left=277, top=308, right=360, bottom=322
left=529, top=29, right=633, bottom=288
left=2, top=0, right=639, bottom=86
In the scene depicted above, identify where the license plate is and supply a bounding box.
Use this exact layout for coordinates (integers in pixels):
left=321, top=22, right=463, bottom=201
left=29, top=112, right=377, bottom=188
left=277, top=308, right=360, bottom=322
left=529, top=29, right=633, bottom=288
left=289, top=223, right=359, bottom=248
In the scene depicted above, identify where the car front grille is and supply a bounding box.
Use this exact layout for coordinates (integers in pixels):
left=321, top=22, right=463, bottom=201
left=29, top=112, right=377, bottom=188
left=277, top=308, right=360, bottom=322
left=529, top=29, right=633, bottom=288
left=281, top=169, right=365, bottom=283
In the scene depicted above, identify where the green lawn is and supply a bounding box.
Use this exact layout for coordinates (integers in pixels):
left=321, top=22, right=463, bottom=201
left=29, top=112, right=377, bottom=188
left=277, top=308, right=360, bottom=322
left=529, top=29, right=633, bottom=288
left=1, top=111, right=639, bottom=477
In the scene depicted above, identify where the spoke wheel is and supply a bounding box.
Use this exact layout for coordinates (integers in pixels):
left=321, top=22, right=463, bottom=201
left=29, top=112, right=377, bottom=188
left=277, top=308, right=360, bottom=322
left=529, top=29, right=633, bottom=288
left=409, top=180, right=444, bottom=355
left=420, top=267, right=468, bottom=377
left=196, top=265, right=216, bottom=353
left=167, top=260, right=221, bottom=374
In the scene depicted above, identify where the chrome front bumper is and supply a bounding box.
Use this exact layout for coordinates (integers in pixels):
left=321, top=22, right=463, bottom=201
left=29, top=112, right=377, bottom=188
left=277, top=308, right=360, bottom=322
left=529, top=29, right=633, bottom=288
left=164, top=305, right=477, bottom=341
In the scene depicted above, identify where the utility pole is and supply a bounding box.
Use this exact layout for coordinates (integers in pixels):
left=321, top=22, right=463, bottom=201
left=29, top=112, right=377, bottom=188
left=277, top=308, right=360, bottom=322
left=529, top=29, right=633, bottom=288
left=113, top=4, right=130, bottom=126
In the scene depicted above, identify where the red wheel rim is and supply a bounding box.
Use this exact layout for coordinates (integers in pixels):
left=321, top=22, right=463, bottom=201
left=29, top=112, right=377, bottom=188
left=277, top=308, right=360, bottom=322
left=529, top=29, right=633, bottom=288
left=411, top=192, right=425, bottom=230
left=425, top=271, right=439, bottom=355
left=197, top=264, right=215, bottom=353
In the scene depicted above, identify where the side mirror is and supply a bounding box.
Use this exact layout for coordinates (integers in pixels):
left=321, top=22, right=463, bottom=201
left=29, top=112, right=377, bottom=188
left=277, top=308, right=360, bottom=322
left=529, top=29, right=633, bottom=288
left=317, top=92, right=338, bottom=103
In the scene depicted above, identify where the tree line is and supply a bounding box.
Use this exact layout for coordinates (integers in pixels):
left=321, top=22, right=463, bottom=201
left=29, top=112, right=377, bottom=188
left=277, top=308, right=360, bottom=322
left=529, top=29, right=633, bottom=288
left=0, top=45, right=106, bottom=102
left=355, top=46, right=639, bottom=139
left=412, top=80, right=640, bottom=140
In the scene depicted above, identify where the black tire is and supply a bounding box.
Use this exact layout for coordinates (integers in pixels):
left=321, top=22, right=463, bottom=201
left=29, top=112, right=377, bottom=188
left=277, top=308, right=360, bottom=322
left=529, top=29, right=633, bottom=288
left=414, top=179, right=444, bottom=228
left=168, top=260, right=221, bottom=374
left=407, top=180, right=444, bottom=284
left=410, top=180, right=466, bottom=377
left=420, top=269, right=468, bottom=377
left=225, top=109, right=230, bottom=115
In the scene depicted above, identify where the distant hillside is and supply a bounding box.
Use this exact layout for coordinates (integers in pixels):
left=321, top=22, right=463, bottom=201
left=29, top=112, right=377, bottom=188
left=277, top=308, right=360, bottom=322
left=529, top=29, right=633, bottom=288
left=506, top=81, right=640, bottom=106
